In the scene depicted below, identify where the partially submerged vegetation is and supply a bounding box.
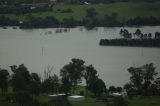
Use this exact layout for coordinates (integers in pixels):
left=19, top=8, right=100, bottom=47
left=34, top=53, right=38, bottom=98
left=100, top=29, right=160, bottom=47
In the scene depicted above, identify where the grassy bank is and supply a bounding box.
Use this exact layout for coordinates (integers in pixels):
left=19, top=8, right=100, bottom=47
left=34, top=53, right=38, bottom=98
left=1, top=94, right=160, bottom=106
left=1, top=2, right=160, bottom=22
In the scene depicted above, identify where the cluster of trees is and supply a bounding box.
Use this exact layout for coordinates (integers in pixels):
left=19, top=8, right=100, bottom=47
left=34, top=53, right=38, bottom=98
left=60, top=59, right=107, bottom=97
left=100, top=38, right=160, bottom=47
left=0, top=58, right=107, bottom=106
left=124, top=63, right=160, bottom=96
left=99, top=29, right=160, bottom=47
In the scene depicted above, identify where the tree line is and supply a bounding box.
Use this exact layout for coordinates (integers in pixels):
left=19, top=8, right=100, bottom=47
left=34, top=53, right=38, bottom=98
left=1, top=8, right=160, bottom=28
left=0, top=59, right=160, bottom=105
left=99, top=29, right=160, bottom=47
left=0, top=58, right=107, bottom=106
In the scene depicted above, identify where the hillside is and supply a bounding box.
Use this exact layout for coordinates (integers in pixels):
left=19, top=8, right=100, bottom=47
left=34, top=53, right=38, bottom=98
left=1, top=2, right=160, bottom=22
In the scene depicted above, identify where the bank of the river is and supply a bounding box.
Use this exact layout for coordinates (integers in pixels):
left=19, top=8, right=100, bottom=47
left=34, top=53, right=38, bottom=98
left=1, top=2, right=160, bottom=28
left=1, top=2, right=160, bottom=21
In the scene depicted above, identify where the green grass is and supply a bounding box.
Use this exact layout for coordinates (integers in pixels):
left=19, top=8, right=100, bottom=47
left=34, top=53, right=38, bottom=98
left=127, top=96, right=160, bottom=106
left=1, top=2, right=160, bottom=22
left=1, top=93, right=160, bottom=106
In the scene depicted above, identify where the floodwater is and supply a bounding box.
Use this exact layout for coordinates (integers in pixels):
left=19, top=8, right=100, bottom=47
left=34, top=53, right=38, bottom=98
left=0, top=26, right=160, bottom=87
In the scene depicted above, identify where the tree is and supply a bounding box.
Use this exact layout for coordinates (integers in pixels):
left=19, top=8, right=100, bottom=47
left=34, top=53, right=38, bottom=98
left=84, top=8, right=98, bottom=28
left=10, top=64, right=31, bottom=92
left=128, top=67, right=143, bottom=94
left=52, top=74, right=60, bottom=93
left=86, top=8, right=97, bottom=20
left=109, top=86, right=116, bottom=93
left=60, top=58, right=85, bottom=93
left=119, top=29, right=132, bottom=39
left=84, top=65, right=98, bottom=92
left=29, top=73, right=41, bottom=96
left=103, top=13, right=120, bottom=27
left=123, top=83, right=133, bottom=92
left=61, top=76, right=72, bottom=94
left=134, top=29, right=142, bottom=39
left=42, top=77, right=54, bottom=93
left=117, top=87, right=122, bottom=93
left=88, top=78, right=106, bottom=97
left=154, top=77, right=160, bottom=95
left=127, top=63, right=158, bottom=95
left=155, top=32, right=160, bottom=39
left=142, top=63, right=157, bottom=89
left=0, top=69, right=9, bottom=96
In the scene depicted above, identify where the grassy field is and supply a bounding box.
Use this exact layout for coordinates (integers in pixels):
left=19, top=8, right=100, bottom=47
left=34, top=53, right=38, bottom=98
left=1, top=93, right=160, bottom=106
left=1, top=2, right=160, bottom=22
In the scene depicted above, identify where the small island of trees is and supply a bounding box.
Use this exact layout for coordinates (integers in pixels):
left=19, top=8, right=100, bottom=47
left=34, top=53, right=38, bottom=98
left=99, top=29, right=160, bottom=47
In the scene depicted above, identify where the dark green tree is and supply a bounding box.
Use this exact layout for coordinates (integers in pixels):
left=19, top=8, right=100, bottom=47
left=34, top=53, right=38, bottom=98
left=10, top=64, right=31, bottom=92
left=84, top=8, right=98, bottom=28
left=128, top=67, right=143, bottom=94
left=89, top=78, right=106, bottom=97
left=84, top=65, right=98, bottom=92
left=117, top=87, right=122, bottom=93
left=109, top=86, right=116, bottom=93
left=60, top=58, right=85, bottom=93
left=52, top=74, right=60, bottom=93
left=142, top=63, right=157, bottom=91
left=29, top=73, right=41, bottom=96
left=0, top=69, right=9, bottom=96
left=42, top=77, right=54, bottom=93
left=127, top=63, right=158, bottom=95
left=61, top=76, right=72, bottom=94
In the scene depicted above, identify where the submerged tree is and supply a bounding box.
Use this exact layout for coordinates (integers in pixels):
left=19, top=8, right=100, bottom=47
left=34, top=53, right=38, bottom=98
left=134, top=29, right=142, bottom=39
